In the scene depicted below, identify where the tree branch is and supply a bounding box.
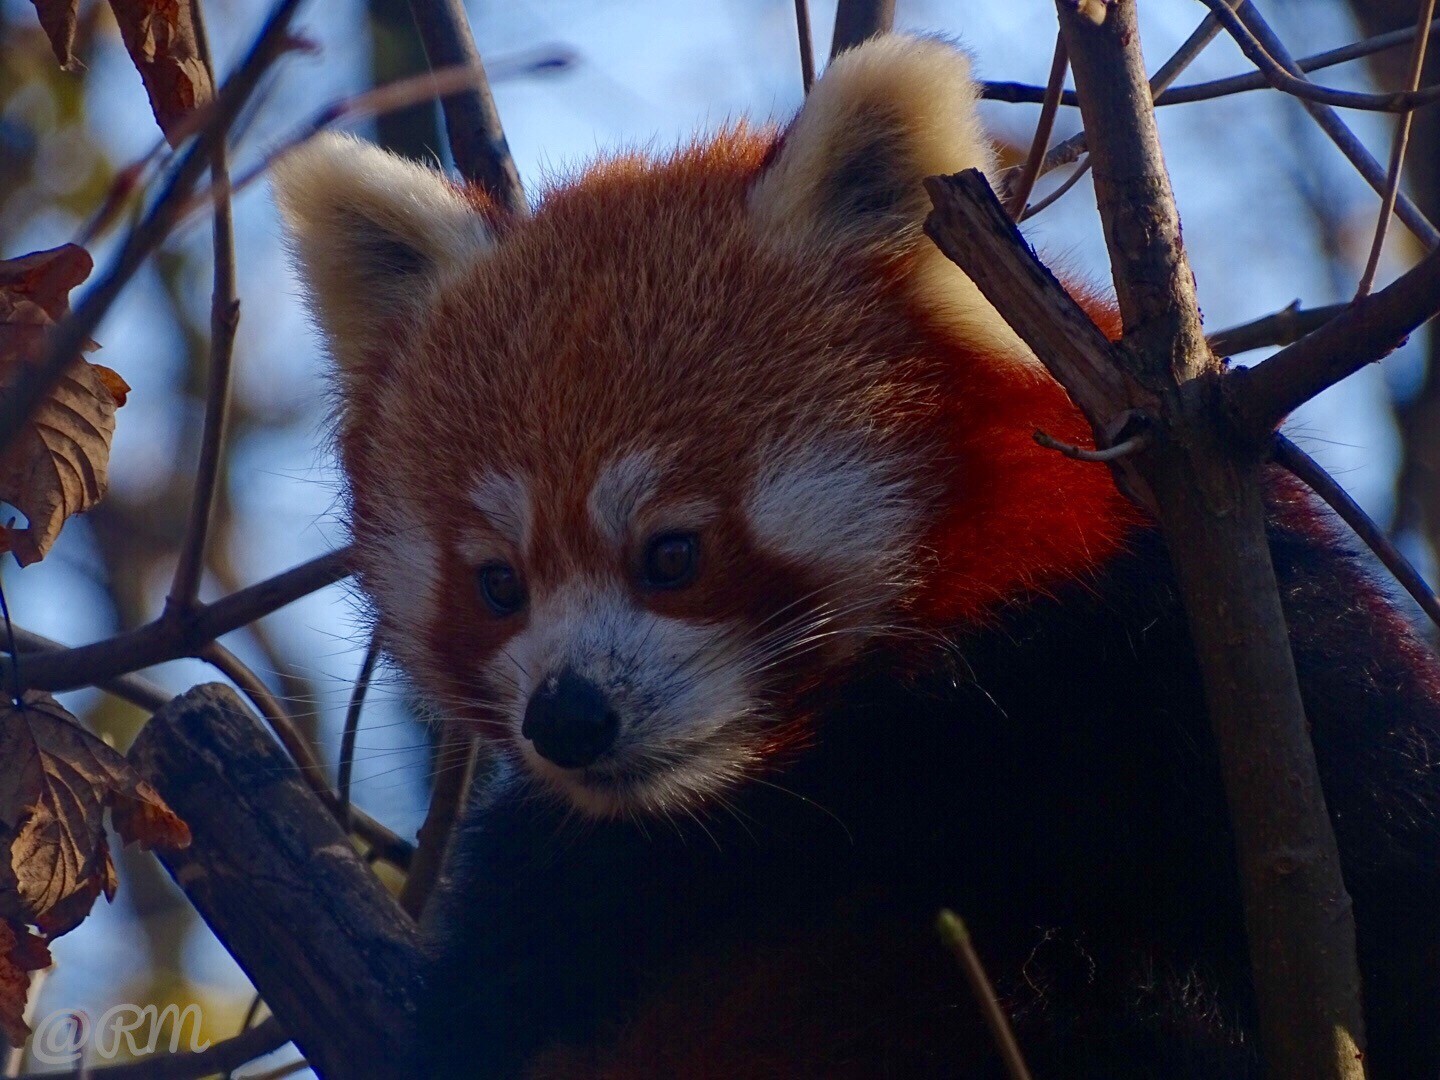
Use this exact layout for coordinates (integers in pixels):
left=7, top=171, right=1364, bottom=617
left=1197, top=0, right=1440, bottom=113
left=128, top=686, right=424, bottom=1079
left=1207, top=301, right=1349, bottom=356
left=405, top=0, right=525, bottom=214
left=7, top=547, right=352, bottom=692
left=979, top=18, right=1440, bottom=107
left=829, top=0, right=894, bottom=58
left=1229, top=243, right=1440, bottom=441
left=1273, top=434, right=1440, bottom=631
left=1055, top=4, right=1367, bottom=1072
left=166, top=0, right=239, bottom=614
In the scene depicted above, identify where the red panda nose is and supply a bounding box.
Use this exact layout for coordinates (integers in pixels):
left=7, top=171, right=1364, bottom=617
left=522, top=670, right=620, bottom=769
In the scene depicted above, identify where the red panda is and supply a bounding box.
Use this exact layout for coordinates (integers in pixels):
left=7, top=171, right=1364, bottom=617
left=273, top=34, right=1440, bottom=1079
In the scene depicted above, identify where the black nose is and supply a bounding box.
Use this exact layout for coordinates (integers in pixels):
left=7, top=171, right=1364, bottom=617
left=522, top=670, right=619, bottom=768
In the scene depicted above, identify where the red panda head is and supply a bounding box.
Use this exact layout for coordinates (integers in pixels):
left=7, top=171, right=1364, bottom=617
left=273, top=35, right=1134, bottom=819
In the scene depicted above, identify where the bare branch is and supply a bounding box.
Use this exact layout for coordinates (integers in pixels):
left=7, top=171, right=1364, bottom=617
left=794, top=0, right=816, bottom=94
left=0, top=0, right=307, bottom=461
left=1013, top=0, right=1241, bottom=218
left=167, top=3, right=238, bottom=614
left=979, top=18, right=1440, bottom=107
left=1004, top=34, right=1068, bottom=218
left=936, top=911, right=1033, bottom=1080
left=1159, top=18, right=1440, bottom=107
left=7, top=548, right=352, bottom=693
left=14, top=1017, right=286, bottom=1080
left=1234, top=1, right=1437, bottom=248
left=829, top=0, right=894, bottom=58
left=337, top=636, right=380, bottom=831
left=1273, top=435, right=1440, bottom=631
left=1056, top=2, right=1366, bottom=1072
left=1230, top=243, right=1440, bottom=441
left=1207, top=301, right=1349, bottom=356
left=128, top=686, right=424, bottom=1079
left=1356, top=0, right=1436, bottom=298
left=397, top=726, right=476, bottom=919
left=1197, top=0, right=1440, bottom=113
left=8, top=627, right=170, bottom=712
left=1034, top=428, right=1150, bottom=462
left=405, top=0, right=525, bottom=214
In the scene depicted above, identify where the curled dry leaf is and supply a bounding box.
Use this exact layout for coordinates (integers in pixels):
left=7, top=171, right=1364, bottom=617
left=0, top=691, right=190, bottom=943
left=0, top=920, right=51, bottom=1044
left=28, top=0, right=80, bottom=69
left=108, top=0, right=215, bottom=147
left=0, top=244, right=130, bottom=566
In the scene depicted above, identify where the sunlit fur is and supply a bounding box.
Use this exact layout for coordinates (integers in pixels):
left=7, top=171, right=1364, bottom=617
left=274, top=35, right=1139, bottom=819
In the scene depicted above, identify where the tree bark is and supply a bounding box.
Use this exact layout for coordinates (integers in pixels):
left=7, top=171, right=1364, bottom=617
left=128, top=685, right=424, bottom=1080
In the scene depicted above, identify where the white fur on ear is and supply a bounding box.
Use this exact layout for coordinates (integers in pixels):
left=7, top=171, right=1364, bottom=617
left=271, top=133, right=491, bottom=372
left=750, top=35, right=994, bottom=249
left=750, top=34, right=1037, bottom=365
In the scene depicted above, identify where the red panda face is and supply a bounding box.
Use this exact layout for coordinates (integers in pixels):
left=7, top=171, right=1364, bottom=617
left=274, top=37, right=1130, bottom=818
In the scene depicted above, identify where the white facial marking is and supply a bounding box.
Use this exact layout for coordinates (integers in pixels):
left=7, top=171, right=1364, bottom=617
left=747, top=437, right=920, bottom=580
left=588, top=452, right=659, bottom=546
left=362, top=510, right=442, bottom=676
left=487, top=579, right=758, bottom=818
left=468, top=471, right=531, bottom=549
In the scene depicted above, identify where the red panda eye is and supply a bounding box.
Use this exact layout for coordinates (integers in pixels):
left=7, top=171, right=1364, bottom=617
left=478, top=563, right=525, bottom=615
left=642, top=533, right=699, bottom=589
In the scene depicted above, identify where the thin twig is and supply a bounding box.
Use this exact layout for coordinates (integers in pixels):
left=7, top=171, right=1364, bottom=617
left=1234, top=1, right=1438, bottom=248
left=200, top=641, right=335, bottom=795
left=167, top=2, right=239, bottom=614
left=1004, top=34, right=1068, bottom=218
left=1273, top=434, right=1440, bottom=631
left=980, top=17, right=1440, bottom=107
left=195, top=641, right=413, bottom=870
left=8, top=547, right=352, bottom=692
left=936, top=911, right=1033, bottom=1080
left=1197, top=0, right=1440, bottom=113
left=398, top=726, right=476, bottom=919
left=0, top=0, right=307, bottom=461
left=1207, top=301, right=1349, bottom=356
left=794, top=0, right=815, bottom=94
left=1034, top=428, right=1149, bottom=462
left=1356, top=0, right=1436, bottom=298
left=405, top=0, right=525, bottom=214
left=337, top=637, right=380, bottom=831
left=1017, top=0, right=1240, bottom=218
left=1158, top=18, right=1440, bottom=107
left=14, top=1017, right=286, bottom=1080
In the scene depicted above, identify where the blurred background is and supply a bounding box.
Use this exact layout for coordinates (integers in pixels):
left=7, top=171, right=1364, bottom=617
left=0, top=0, right=1433, bottom=1073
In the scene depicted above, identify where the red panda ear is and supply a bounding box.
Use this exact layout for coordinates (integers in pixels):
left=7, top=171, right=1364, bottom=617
left=750, top=35, right=994, bottom=252
left=272, top=133, right=492, bottom=375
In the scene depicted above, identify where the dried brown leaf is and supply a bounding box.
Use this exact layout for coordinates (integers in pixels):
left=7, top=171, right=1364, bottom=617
left=0, top=245, right=129, bottom=565
left=28, top=0, right=81, bottom=69
left=107, top=0, right=215, bottom=147
left=0, top=920, right=51, bottom=1044
left=0, top=692, right=190, bottom=939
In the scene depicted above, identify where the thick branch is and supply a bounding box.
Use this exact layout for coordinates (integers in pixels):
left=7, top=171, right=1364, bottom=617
left=1229, top=243, right=1440, bottom=440
left=1057, top=3, right=1366, bottom=1075
left=405, top=0, right=525, bottom=214
left=128, top=686, right=424, bottom=1080
left=829, top=0, right=894, bottom=58
left=1207, top=301, right=1349, bottom=356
